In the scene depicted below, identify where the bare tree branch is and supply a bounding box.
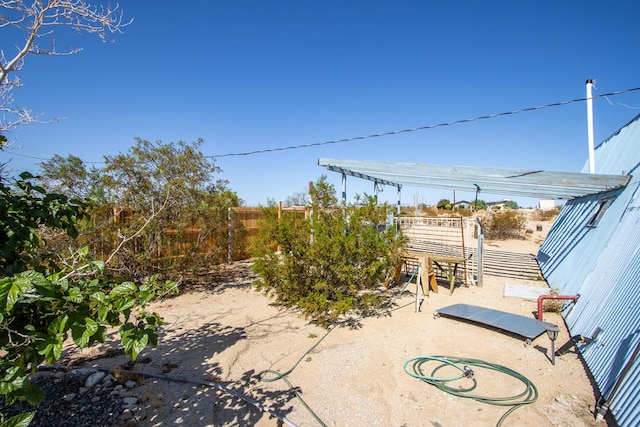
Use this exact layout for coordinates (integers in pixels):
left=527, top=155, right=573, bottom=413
left=0, top=1, right=132, bottom=134
left=105, top=191, right=171, bottom=267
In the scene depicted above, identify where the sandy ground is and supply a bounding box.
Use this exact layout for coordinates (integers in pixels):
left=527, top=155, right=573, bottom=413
left=63, top=217, right=604, bottom=427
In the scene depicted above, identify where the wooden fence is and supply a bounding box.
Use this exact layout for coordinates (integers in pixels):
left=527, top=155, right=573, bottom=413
left=228, top=205, right=308, bottom=261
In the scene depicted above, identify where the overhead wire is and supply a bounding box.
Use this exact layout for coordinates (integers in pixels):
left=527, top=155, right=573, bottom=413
left=208, top=86, right=640, bottom=157
left=2, top=86, right=640, bottom=162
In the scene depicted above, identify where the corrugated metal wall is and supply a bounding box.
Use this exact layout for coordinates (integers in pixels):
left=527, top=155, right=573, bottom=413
left=537, top=114, right=640, bottom=426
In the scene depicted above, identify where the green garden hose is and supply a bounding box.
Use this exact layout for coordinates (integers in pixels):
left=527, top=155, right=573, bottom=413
left=403, top=355, right=538, bottom=426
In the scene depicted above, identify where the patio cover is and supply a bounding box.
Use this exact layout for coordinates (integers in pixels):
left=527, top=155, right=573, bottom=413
left=318, top=158, right=630, bottom=200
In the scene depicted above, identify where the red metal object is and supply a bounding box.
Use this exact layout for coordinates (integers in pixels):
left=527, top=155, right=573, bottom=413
left=537, top=295, right=579, bottom=321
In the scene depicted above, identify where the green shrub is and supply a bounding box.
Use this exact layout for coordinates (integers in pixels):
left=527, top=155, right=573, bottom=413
left=0, top=173, right=177, bottom=420
left=437, top=199, right=451, bottom=210
left=503, top=200, right=519, bottom=210
left=251, top=197, right=405, bottom=326
left=482, top=210, right=526, bottom=240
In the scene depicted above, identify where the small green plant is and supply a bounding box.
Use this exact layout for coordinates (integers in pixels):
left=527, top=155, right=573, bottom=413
left=482, top=210, right=526, bottom=240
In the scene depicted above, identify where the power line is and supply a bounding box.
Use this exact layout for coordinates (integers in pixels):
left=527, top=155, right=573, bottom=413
left=0, top=149, right=105, bottom=163
left=2, top=86, right=640, bottom=163
left=209, top=86, right=640, bottom=158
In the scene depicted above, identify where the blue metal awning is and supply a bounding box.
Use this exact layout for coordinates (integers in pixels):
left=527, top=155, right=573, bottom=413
left=318, top=158, right=630, bottom=199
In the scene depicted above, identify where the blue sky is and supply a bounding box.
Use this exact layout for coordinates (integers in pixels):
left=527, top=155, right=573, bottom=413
left=2, top=0, right=640, bottom=207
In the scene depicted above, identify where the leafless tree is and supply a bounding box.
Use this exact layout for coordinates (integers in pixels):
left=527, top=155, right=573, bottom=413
left=0, top=1, right=131, bottom=134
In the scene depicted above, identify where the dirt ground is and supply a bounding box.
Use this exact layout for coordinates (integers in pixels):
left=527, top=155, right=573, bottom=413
left=63, top=217, right=604, bottom=427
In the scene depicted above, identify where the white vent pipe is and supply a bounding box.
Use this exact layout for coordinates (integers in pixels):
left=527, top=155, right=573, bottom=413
left=586, top=79, right=596, bottom=173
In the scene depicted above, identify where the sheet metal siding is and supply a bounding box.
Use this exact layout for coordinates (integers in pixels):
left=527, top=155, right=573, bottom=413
left=576, top=187, right=640, bottom=341
left=557, top=181, right=640, bottom=426
left=612, top=355, right=640, bottom=427
left=540, top=114, right=640, bottom=426
left=538, top=189, right=624, bottom=295
left=582, top=114, right=640, bottom=176
left=572, top=245, right=640, bottom=395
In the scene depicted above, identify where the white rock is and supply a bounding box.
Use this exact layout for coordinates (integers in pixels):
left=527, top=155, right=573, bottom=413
left=63, top=393, right=77, bottom=402
left=555, top=396, right=571, bottom=406
left=123, top=397, right=138, bottom=405
left=125, top=380, right=137, bottom=389
left=85, top=371, right=106, bottom=388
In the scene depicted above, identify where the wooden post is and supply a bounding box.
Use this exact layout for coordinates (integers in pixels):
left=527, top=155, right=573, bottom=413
left=277, top=201, right=282, bottom=253
left=459, top=216, right=467, bottom=285
left=415, top=259, right=423, bottom=313
left=227, top=207, right=232, bottom=263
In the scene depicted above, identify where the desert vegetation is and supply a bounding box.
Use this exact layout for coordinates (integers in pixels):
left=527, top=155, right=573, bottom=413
left=251, top=177, right=406, bottom=326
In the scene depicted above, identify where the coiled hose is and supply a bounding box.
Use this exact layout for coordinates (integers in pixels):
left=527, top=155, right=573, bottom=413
left=403, top=355, right=538, bottom=426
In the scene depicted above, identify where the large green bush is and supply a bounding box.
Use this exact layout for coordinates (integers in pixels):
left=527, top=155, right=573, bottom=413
left=1, top=173, right=176, bottom=424
left=39, top=139, right=243, bottom=284
left=252, top=192, right=405, bottom=326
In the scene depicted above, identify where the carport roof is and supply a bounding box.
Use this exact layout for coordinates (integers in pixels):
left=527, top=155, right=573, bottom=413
left=317, top=158, right=630, bottom=199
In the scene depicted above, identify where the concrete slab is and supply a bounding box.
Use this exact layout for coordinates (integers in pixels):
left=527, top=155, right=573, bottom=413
left=504, top=283, right=550, bottom=301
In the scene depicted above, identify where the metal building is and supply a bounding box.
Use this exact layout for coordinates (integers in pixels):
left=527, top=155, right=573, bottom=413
left=318, top=114, right=640, bottom=425
left=538, top=113, right=640, bottom=425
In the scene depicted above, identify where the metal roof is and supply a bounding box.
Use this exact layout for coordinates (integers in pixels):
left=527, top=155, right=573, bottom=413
left=318, top=158, right=630, bottom=200
left=537, top=113, right=640, bottom=426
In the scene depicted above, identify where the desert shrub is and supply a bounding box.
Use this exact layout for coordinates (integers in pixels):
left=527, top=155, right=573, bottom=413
left=543, top=288, right=565, bottom=313
left=482, top=210, right=526, bottom=240
left=423, top=205, right=440, bottom=217
left=456, top=208, right=474, bottom=217
left=251, top=196, right=405, bottom=326
left=533, top=207, right=560, bottom=221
